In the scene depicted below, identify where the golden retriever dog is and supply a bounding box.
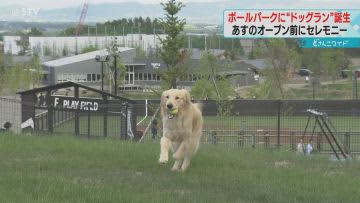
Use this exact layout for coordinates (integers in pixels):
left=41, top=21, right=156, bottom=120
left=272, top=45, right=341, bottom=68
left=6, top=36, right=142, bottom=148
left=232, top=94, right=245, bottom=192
left=158, top=89, right=203, bottom=172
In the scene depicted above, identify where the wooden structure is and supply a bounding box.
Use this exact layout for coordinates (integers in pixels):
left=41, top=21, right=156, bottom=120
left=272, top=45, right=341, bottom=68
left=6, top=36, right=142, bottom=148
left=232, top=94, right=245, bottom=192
left=17, top=82, right=136, bottom=139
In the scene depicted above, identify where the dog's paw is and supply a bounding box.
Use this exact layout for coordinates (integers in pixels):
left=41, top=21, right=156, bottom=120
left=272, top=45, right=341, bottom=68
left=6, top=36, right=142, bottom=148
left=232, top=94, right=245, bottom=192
left=179, top=167, right=188, bottom=173
left=171, top=166, right=180, bottom=172
left=158, top=158, right=168, bottom=165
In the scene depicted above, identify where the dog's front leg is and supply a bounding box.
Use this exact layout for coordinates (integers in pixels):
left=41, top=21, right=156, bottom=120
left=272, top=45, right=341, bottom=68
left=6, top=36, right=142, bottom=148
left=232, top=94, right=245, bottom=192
left=171, top=142, right=185, bottom=171
left=172, top=141, right=185, bottom=160
left=180, top=156, right=191, bottom=172
left=159, top=136, right=171, bottom=164
left=180, top=138, right=199, bottom=172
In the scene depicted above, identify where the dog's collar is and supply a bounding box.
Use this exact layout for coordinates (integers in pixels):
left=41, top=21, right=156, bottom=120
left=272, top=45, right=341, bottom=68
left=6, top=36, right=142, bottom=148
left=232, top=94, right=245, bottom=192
left=168, top=114, right=175, bottom=119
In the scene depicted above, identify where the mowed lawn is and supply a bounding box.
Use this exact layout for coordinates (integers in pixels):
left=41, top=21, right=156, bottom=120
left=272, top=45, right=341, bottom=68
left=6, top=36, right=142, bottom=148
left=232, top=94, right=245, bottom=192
left=1, top=134, right=360, bottom=203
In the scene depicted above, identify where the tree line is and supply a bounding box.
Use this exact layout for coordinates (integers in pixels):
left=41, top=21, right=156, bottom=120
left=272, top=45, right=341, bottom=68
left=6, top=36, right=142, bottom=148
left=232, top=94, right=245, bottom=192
left=61, top=17, right=163, bottom=36
left=247, top=39, right=353, bottom=99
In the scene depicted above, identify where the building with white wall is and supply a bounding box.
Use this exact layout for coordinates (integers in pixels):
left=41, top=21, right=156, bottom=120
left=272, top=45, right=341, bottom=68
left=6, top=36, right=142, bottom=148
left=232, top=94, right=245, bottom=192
left=4, top=34, right=166, bottom=56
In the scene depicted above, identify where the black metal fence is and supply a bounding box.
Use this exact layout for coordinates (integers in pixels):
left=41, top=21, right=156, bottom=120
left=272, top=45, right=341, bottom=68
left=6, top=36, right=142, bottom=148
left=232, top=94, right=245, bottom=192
left=2, top=96, right=360, bottom=153
left=135, top=99, right=360, bottom=153
left=32, top=101, right=132, bottom=139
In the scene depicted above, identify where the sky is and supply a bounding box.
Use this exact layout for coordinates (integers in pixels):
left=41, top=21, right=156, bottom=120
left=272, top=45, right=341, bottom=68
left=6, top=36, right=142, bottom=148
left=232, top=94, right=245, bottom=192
left=1, top=0, right=359, bottom=10
left=0, top=0, right=226, bottom=9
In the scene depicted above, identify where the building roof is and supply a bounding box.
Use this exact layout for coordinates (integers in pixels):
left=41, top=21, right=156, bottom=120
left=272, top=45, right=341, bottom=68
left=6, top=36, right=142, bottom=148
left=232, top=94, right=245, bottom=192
left=17, top=81, right=135, bottom=104
left=240, top=59, right=268, bottom=70
left=133, top=56, right=266, bottom=75
left=42, top=47, right=135, bottom=67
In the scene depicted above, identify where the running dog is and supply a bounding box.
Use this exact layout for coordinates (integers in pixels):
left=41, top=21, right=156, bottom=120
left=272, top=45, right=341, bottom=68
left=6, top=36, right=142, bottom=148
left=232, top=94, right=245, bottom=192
left=158, top=89, right=203, bottom=172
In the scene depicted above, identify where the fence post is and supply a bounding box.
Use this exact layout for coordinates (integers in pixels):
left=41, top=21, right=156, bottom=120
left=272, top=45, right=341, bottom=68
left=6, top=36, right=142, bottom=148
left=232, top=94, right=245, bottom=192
left=120, top=104, right=128, bottom=140
left=252, top=134, right=256, bottom=148
left=211, top=131, right=217, bottom=145
left=103, top=96, right=108, bottom=137
left=344, top=132, right=350, bottom=154
left=277, top=100, right=281, bottom=148
left=238, top=135, right=244, bottom=147
left=317, top=133, right=322, bottom=152
left=264, top=135, right=270, bottom=148
left=41, top=115, right=44, bottom=131
left=74, top=86, right=79, bottom=136
left=290, top=132, right=295, bottom=151
left=47, top=90, right=53, bottom=134
left=87, top=104, right=91, bottom=139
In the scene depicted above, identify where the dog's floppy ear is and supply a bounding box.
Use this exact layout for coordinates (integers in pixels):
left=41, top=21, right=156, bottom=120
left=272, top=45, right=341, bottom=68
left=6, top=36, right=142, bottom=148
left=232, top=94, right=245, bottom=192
left=160, top=90, right=167, bottom=117
left=182, top=89, right=191, bottom=105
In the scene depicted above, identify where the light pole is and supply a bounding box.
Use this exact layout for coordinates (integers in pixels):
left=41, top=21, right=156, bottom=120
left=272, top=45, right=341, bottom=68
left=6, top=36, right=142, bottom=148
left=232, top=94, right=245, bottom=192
left=114, top=53, right=117, bottom=95
left=112, top=37, right=120, bottom=96
left=312, top=76, right=315, bottom=100
left=309, top=75, right=320, bottom=100
left=95, top=55, right=110, bottom=91
left=305, top=70, right=315, bottom=100
left=354, top=70, right=359, bottom=100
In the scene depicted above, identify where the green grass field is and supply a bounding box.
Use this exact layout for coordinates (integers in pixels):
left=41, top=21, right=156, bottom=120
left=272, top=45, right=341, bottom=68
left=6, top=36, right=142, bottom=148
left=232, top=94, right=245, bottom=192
left=1, top=133, right=360, bottom=203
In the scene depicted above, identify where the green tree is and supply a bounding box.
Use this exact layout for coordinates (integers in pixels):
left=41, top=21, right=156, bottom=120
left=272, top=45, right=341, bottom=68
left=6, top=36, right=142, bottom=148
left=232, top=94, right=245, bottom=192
left=105, top=38, right=126, bottom=94
left=302, top=49, right=322, bottom=76
left=28, top=27, right=43, bottom=36
left=0, top=53, right=5, bottom=93
left=303, top=49, right=348, bottom=83
left=0, top=52, right=4, bottom=72
left=43, top=45, right=52, bottom=56
left=191, top=51, right=235, bottom=99
left=61, top=27, right=76, bottom=36
left=246, top=39, right=301, bottom=99
left=158, top=0, right=186, bottom=88
left=81, top=45, right=97, bottom=54
left=5, top=62, right=30, bottom=93
left=252, top=40, right=268, bottom=59
left=16, top=35, right=30, bottom=56
left=62, top=44, right=69, bottom=56
left=29, top=54, right=42, bottom=88
left=320, top=49, right=347, bottom=83
left=246, top=69, right=283, bottom=99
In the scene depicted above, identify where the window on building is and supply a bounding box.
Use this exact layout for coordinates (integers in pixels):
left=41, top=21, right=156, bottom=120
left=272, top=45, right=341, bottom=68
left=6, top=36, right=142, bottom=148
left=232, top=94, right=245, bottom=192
left=43, top=74, right=48, bottom=81
left=148, top=73, right=152, bottom=80
left=57, top=74, right=63, bottom=82
left=152, top=73, right=157, bottom=81
left=87, top=74, right=91, bottom=81
left=70, top=74, right=74, bottom=82
left=157, top=75, right=161, bottom=81
left=138, top=73, right=143, bottom=80
left=92, top=74, right=96, bottom=81
left=79, top=74, right=86, bottom=82
left=97, top=74, right=101, bottom=81
left=135, top=73, right=138, bottom=80
left=144, top=73, right=148, bottom=80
